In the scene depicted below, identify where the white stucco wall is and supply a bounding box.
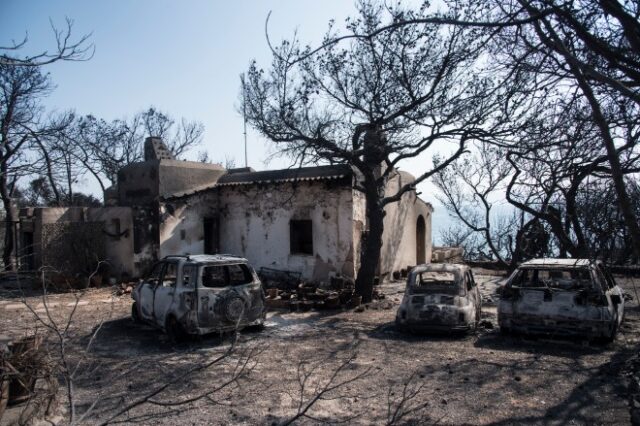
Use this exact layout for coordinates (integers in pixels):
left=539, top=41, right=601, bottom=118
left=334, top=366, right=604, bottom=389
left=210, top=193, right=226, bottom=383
left=217, top=181, right=355, bottom=281
left=380, top=170, right=434, bottom=274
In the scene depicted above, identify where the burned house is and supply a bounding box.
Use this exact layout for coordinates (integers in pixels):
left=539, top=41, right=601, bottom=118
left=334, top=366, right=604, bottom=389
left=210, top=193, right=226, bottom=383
left=16, top=137, right=433, bottom=282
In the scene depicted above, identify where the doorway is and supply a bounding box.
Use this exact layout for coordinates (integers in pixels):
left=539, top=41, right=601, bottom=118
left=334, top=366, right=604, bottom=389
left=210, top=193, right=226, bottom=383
left=416, top=215, right=426, bottom=264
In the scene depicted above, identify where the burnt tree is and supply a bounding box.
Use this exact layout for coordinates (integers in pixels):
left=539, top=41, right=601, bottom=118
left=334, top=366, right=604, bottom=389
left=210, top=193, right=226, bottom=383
left=243, top=2, right=516, bottom=301
left=0, top=65, right=52, bottom=269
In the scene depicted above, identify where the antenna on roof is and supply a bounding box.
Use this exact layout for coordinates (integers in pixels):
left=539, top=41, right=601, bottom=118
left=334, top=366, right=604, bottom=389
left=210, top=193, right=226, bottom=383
left=240, top=73, right=248, bottom=168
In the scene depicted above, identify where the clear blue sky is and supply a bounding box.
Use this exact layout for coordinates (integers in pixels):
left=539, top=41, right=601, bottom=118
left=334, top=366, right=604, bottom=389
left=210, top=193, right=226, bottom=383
left=1, top=0, right=454, bottom=241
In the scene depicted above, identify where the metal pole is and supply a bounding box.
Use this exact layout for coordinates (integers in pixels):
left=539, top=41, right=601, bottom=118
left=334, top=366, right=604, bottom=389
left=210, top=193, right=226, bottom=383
left=241, top=74, right=248, bottom=168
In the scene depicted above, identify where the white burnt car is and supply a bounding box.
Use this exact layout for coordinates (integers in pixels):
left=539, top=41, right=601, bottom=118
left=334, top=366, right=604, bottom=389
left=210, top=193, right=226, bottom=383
left=395, top=264, right=482, bottom=333
left=132, top=255, right=266, bottom=340
left=498, top=259, right=624, bottom=342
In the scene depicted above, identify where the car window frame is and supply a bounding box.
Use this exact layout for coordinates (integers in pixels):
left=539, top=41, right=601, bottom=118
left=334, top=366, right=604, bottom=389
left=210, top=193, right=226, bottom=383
left=146, top=261, right=165, bottom=288
left=160, top=261, right=179, bottom=288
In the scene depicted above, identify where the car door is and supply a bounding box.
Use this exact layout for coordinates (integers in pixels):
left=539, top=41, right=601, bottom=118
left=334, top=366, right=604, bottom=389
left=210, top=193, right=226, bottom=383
left=139, top=262, right=163, bottom=320
left=469, top=271, right=482, bottom=314
left=465, top=271, right=480, bottom=320
left=175, top=263, right=198, bottom=326
left=153, top=261, right=179, bottom=326
left=596, top=264, right=623, bottom=325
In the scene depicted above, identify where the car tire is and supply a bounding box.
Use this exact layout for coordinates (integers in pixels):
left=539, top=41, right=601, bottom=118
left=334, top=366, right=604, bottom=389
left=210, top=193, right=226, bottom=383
left=131, top=302, right=141, bottom=323
left=166, top=315, right=187, bottom=343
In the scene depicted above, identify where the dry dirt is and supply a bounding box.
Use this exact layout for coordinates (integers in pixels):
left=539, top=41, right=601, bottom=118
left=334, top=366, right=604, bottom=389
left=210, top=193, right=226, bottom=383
left=1, top=272, right=640, bottom=425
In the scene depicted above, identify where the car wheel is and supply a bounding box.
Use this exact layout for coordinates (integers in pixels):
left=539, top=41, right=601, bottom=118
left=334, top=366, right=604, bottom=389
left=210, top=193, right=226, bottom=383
left=131, top=302, right=141, bottom=323
left=166, top=316, right=187, bottom=343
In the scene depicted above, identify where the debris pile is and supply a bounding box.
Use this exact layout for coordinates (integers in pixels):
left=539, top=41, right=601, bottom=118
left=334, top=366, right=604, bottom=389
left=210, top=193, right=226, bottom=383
left=263, top=274, right=386, bottom=312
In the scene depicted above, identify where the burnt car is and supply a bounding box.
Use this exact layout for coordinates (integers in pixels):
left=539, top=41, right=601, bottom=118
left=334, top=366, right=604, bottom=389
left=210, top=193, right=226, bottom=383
left=132, top=254, right=266, bottom=340
left=498, top=259, right=624, bottom=342
left=395, top=264, right=482, bottom=333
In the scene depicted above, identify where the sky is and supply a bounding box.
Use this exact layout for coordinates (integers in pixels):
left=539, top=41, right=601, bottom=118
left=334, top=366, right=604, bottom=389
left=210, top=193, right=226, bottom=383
left=1, top=0, right=456, bottom=242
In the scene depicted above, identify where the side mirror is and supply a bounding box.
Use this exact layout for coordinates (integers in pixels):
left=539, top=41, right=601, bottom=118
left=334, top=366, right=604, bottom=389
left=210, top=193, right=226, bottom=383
left=610, top=294, right=622, bottom=305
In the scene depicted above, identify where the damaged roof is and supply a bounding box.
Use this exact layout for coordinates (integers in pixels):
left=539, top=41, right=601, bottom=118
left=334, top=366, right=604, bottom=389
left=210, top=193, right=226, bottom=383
left=216, top=164, right=352, bottom=186
left=162, top=164, right=353, bottom=200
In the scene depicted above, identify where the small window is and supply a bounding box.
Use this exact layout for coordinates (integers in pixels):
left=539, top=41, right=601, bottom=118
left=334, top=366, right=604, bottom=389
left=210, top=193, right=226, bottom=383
left=161, top=262, right=178, bottom=287
left=290, top=220, right=313, bottom=255
left=182, top=265, right=197, bottom=287
left=228, top=264, right=253, bottom=285
left=201, top=265, right=227, bottom=288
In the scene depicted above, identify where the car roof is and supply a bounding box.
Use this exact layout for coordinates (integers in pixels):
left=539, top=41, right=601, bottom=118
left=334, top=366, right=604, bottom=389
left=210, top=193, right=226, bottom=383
left=519, top=258, right=597, bottom=268
left=163, top=254, right=249, bottom=264
left=411, top=263, right=469, bottom=274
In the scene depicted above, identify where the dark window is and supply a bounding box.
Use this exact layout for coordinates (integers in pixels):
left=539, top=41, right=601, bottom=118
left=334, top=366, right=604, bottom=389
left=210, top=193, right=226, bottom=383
left=203, top=217, right=219, bottom=254
left=290, top=220, right=313, bottom=255
left=161, top=262, right=178, bottom=287
left=201, top=265, right=227, bottom=288
left=228, top=264, right=253, bottom=285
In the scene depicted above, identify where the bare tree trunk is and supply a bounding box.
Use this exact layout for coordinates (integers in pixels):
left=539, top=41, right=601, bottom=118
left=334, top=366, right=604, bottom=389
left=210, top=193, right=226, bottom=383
left=0, top=161, right=15, bottom=271
left=355, top=182, right=385, bottom=303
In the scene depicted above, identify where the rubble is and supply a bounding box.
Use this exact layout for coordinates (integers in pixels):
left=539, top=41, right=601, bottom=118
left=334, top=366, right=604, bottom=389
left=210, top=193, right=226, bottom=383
left=264, top=275, right=386, bottom=312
